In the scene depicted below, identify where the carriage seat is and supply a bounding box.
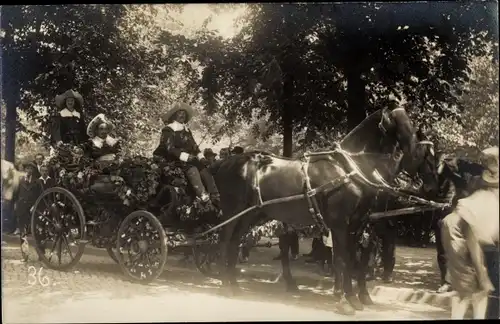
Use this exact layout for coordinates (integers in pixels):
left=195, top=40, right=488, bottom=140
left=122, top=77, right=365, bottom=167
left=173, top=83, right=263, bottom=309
left=89, top=174, right=125, bottom=195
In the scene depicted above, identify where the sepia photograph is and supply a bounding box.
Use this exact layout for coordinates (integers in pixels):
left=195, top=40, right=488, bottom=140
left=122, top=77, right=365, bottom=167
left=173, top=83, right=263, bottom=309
left=1, top=2, right=499, bottom=322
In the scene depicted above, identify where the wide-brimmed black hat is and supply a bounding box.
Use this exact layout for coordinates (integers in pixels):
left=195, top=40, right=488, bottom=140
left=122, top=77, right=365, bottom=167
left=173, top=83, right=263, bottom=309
left=232, top=146, right=244, bottom=154
left=55, top=89, right=84, bottom=108
left=203, top=148, right=217, bottom=158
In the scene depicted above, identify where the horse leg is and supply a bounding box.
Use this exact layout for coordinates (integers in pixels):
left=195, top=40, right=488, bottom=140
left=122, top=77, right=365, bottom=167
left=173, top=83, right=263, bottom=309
left=217, top=221, right=236, bottom=290
left=279, top=233, right=298, bottom=292
left=344, top=231, right=365, bottom=311
left=357, top=238, right=375, bottom=305
left=224, top=216, right=259, bottom=294
left=331, top=227, right=357, bottom=315
left=332, top=245, right=343, bottom=303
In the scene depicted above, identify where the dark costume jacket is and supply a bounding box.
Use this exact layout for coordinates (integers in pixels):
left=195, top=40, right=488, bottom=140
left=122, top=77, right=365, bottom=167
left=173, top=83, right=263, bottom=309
left=51, top=108, right=87, bottom=146
left=35, top=176, right=55, bottom=196
left=153, top=121, right=205, bottom=170
left=87, top=136, right=121, bottom=161
left=15, top=175, right=39, bottom=228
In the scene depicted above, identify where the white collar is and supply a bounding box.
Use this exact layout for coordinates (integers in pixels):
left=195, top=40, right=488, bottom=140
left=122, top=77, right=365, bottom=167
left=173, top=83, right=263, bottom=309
left=92, top=136, right=118, bottom=148
left=39, top=176, right=51, bottom=181
left=60, top=108, right=81, bottom=118
left=167, top=121, right=189, bottom=132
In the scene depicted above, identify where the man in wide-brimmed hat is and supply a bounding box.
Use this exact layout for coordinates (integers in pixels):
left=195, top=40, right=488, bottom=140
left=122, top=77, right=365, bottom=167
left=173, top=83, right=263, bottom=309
left=203, top=148, right=217, bottom=165
left=86, top=113, right=120, bottom=162
left=51, top=89, right=87, bottom=147
left=153, top=102, right=220, bottom=206
left=441, top=146, right=499, bottom=319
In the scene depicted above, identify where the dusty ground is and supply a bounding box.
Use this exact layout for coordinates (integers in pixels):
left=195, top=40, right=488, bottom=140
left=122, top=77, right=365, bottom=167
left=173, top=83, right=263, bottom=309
left=2, top=237, right=448, bottom=322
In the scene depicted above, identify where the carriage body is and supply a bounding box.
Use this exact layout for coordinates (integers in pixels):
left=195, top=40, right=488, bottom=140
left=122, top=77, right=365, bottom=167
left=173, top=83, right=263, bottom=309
left=30, top=145, right=221, bottom=283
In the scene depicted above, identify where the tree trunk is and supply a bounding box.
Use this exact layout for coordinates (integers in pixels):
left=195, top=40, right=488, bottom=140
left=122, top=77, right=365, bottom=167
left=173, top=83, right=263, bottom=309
left=282, top=77, right=294, bottom=158
left=4, top=102, right=16, bottom=162
left=282, top=111, right=293, bottom=158
left=346, top=62, right=367, bottom=131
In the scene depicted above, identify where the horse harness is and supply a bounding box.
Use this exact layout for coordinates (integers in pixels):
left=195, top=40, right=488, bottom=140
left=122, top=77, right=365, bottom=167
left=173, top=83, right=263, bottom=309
left=251, top=139, right=439, bottom=236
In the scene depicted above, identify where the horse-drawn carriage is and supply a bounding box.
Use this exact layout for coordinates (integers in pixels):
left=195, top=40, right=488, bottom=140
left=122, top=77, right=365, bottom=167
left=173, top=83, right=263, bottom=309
left=30, top=143, right=223, bottom=283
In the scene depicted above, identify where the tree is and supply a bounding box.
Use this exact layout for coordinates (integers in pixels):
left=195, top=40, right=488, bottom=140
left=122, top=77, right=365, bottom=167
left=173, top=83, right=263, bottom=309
left=189, top=3, right=497, bottom=157
left=1, top=5, right=169, bottom=158
left=433, top=39, right=499, bottom=155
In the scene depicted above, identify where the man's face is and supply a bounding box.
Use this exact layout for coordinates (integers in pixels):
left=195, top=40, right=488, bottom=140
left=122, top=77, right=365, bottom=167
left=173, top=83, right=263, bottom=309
left=220, top=151, right=229, bottom=159
left=97, top=123, right=109, bottom=138
left=207, top=155, right=216, bottom=163
left=26, top=166, right=35, bottom=177
left=35, top=154, right=44, bottom=165
left=66, top=97, right=75, bottom=110
left=175, top=110, right=187, bottom=123
left=40, top=166, right=49, bottom=177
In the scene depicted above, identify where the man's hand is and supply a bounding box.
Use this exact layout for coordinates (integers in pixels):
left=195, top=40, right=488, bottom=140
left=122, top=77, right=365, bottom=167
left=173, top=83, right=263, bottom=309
left=56, top=141, right=63, bottom=147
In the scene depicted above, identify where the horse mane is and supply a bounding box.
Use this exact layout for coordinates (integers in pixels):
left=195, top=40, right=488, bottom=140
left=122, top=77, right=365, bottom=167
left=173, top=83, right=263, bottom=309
left=340, top=109, right=383, bottom=152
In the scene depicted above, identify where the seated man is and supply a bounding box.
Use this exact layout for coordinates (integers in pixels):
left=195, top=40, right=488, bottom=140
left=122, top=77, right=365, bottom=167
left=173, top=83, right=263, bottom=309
left=441, top=146, right=499, bottom=319
left=86, top=113, right=121, bottom=164
left=153, top=102, right=220, bottom=206
left=85, top=114, right=124, bottom=194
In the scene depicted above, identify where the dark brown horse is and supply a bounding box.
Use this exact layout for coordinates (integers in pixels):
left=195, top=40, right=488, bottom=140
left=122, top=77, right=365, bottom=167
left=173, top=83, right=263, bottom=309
left=212, top=106, right=420, bottom=315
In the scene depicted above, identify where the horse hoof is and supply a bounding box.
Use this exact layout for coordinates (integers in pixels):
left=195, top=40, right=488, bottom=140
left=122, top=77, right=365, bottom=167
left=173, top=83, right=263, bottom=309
left=332, top=293, right=342, bottom=303
left=335, top=297, right=356, bottom=316
left=346, top=294, right=364, bottom=311
left=359, top=292, right=374, bottom=305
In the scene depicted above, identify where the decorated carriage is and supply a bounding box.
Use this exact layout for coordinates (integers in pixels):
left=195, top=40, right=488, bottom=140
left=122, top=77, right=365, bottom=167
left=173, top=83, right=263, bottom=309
left=30, top=143, right=224, bottom=283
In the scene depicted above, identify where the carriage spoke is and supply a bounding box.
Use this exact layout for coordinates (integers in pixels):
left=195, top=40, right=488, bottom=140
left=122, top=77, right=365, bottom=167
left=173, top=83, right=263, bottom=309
left=62, top=235, right=74, bottom=261
left=57, top=235, right=63, bottom=266
left=48, top=236, right=60, bottom=262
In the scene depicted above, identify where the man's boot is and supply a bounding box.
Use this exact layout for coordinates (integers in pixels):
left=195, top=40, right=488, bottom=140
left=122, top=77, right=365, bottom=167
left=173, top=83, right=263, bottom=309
left=186, top=167, right=210, bottom=203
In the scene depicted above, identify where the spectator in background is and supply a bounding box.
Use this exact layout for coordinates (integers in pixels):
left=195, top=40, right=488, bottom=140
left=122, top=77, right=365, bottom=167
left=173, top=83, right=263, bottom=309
left=35, top=164, right=55, bottom=194
left=33, top=153, right=45, bottom=178
left=274, top=225, right=299, bottom=261
left=203, top=148, right=218, bottom=165
left=15, top=162, right=39, bottom=261
left=219, top=148, right=230, bottom=160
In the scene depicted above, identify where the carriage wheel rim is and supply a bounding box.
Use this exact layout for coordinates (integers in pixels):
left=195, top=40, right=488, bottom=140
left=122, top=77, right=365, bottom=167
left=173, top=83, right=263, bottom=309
left=116, top=210, right=167, bottom=283
left=30, top=187, right=86, bottom=270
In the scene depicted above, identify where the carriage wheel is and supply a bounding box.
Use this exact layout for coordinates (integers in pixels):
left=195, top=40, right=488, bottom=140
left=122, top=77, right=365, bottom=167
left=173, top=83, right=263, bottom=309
left=31, top=187, right=86, bottom=271
left=116, top=210, right=167, bottom=284
left=192, top=244, right=222, bottom=279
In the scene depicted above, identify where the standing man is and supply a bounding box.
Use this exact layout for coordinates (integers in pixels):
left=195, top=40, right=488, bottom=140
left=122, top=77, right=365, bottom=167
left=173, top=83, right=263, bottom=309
left=15, top=162, right=39, bottom=261
left=203, top=148, right=218, bottom=165
left=219, top=148, right=230, bottom=160
left=33, top=153, right=45, bottom=179
left=441, top=146, right=499, bottom=319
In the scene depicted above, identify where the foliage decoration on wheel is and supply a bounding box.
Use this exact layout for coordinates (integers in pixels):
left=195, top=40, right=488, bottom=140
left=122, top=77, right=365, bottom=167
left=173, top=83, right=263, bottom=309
left=116, top=210, right=167, bottom=284
left=30, top=187, right=86, bottom=271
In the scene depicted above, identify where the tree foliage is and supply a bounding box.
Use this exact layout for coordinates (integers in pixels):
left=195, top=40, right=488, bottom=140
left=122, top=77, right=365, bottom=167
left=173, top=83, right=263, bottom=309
left=1, top=5, right=169, bottom=145
left=182, top=2, right=497, bottom=156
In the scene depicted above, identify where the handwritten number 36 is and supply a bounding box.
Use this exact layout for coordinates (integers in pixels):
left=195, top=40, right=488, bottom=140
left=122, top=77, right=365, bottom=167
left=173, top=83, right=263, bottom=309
left=28, top=266, right=50, bottom=287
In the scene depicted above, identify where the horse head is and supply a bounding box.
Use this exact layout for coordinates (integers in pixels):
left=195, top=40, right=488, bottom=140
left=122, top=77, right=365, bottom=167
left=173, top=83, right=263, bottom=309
left=339, top=104, right=418, bottom=182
